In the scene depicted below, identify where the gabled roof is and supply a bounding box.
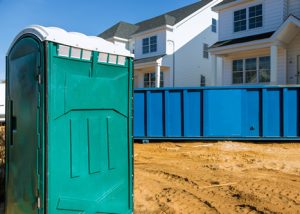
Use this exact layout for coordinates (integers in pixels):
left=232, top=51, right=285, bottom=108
left=99, top=0, right=214, bottom=39
left=135, top=54, right=166, bottom=64
left=209, top=31, right=274, bottom=49
left=213, top=0, right=236, bottom=8
left=99, top=22, right=139, bottom=40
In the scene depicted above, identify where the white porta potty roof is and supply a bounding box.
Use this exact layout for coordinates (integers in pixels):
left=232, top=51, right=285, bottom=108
left=9, top=25, right=132, bottom=57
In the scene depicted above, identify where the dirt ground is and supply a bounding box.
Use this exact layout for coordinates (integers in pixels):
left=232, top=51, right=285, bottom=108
left=0, top=126, right=4, bottom=213
left=134, top=142, right=300, bottom=214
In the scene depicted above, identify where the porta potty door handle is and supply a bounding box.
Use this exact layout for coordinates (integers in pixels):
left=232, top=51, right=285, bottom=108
left=10, top=100, right=16, bottom=146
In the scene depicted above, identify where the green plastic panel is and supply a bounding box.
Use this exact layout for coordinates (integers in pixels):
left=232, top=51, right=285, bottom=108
left=6, top=36, right=44, bottom=214
left=47, top=43, right=133, bottom=214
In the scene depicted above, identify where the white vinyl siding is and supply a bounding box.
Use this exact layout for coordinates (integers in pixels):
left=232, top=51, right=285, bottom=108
left=287, top=32, right=300, bottom=84
left=219, top=0, right=285, bottom=41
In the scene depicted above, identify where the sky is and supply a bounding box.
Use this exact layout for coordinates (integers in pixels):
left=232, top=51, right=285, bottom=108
left=0, top=0, right=198, bottom=80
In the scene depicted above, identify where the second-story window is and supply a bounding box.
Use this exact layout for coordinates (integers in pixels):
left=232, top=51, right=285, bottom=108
left=249, top=4, right=263, bottom=29
left=212, top=18, right=217, bottom=33
left=150, top=36, right=157, bottom=52
left=234, top=8, right=247, bottom=32
left=142, top=36, right=157, bottom=54
left=142, top=38, right=150, bottom=54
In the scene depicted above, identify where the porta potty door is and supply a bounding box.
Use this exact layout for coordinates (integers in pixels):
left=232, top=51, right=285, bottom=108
left=47, top=43, right=133, bottom=214
left=5, top=36, right=44, bottom=213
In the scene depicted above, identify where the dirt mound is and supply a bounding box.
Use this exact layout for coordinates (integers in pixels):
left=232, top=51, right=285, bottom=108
left=134, top=142, right=300, bottom=213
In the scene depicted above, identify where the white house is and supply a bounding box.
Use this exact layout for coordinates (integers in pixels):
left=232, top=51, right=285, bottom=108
left=99, top=0, right=222, bottom=88
left=209, top=0, right=300, bottom=85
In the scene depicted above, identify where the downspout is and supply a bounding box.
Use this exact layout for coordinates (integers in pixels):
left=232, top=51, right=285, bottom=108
left=167, top=40, right=176, bottom=87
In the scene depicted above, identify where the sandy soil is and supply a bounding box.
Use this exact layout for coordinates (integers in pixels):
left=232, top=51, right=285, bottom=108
left=134, top=142, right=300, bottom=214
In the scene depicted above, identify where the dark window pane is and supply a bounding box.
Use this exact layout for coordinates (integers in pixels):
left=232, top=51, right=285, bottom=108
left=150, top=36, right=157, bottom=43
left=144, top=73, right=149, bottom=81
left=233, top=72, right=243, bottom=84
left=246, top=58, right=257, bottom=71
left=143, top=46, right=149, bottom=54
left=233, top=60, right=243, bottom=71
left=142, top=38, right=149, bottom=45
left=150, top=44, right=157, bottom=52
left=246, top=71, right=257, bottom=83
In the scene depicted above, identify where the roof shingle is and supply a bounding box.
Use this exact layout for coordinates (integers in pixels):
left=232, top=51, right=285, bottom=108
left=209, top=31, right=275, bottom=49
left=99, top=0, right=214, bottom=39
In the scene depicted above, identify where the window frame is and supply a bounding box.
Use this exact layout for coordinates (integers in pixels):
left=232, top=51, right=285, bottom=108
left=233, top=8, right=247, bottom=32
left=232, top=56, right=270, bottom=84
left=248, top=4, right=263, bottom=29
left=233, top=4, right=263, bottom=33
left=143, top=71, right=164, bottom=88
left=212, top=18, right=217, bottom=33
left=203, top=43, right=209, bottom=59
left=142, top=35, right=157, bottom=54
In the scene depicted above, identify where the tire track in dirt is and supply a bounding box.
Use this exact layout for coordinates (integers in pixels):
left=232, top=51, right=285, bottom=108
left=134, top=142, right=300, bottom=214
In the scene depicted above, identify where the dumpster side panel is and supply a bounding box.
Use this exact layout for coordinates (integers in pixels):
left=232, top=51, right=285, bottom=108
left=47, top=43, right=133, bottom=213
left=134, top=86, right=300, bottom=141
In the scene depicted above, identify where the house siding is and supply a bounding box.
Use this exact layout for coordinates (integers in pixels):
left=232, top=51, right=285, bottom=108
left=287, top=32, right=300, bottom=84
left=288, top=0, right=300, bottom=18
left=170, top=0, right=220, bottom=86
left=134, top=0, right=222, bottom=88
left=219, top=0, right=285, bottom=41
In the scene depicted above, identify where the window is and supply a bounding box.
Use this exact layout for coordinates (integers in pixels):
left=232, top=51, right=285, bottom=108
left=259, top=56, right=270, bottom=82
left=232, top=56, right=270, bottom=84
left=142, top=38, right=150, bottom=54
left=245, top=58, right=257, bottom=83
left=249, top=4, right=263, bottom=29
left=144, top=72, right=164, bottom=88
left=142, top=36, right=157, bottom=54
left=203, top=43, right=209, bottom=59
left=233, top=60, right=244, bottom=84
left=234, top=9, right=247, bottom=32
left=200, top=75, right=206, bottom=86
left=212, top=18, right=217, bottom=33
left=233, top=4, right=263, bottom=32
left=150, top=36, right=157, bottom=52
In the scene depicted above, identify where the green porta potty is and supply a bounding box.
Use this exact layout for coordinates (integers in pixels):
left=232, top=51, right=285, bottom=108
left=5, top=25, right=134, bottom=214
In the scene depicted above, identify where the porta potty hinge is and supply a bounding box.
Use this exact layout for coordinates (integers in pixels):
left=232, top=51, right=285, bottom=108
left=37, top=196, right=41, bottom=209
left=38, top=74, right=41, bottom=84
